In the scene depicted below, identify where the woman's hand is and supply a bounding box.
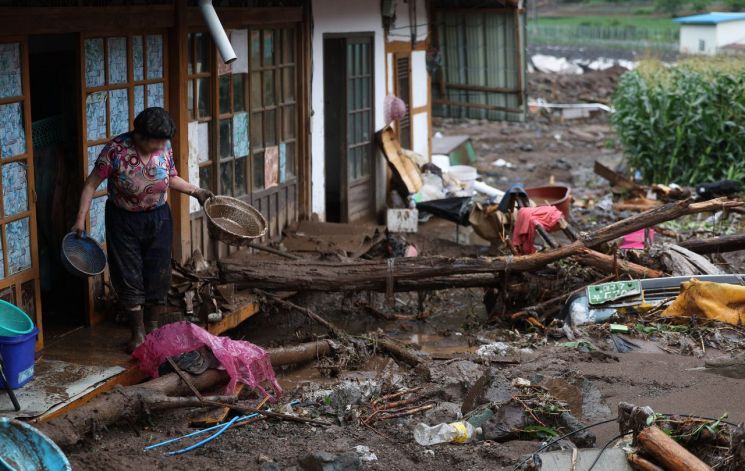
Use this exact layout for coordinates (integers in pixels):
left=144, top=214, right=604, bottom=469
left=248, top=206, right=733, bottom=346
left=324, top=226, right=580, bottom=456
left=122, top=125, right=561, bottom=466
left=191, top=188, right=214, bottom=206
left=71, top=219, right=86, bottom=238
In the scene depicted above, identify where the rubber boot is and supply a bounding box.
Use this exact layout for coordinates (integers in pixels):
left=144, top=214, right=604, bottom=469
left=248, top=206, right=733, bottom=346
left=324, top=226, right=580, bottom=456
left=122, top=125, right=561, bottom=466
left=125, top=306, right=146, bottom=354
left=144, top=305, right=159, bottom=334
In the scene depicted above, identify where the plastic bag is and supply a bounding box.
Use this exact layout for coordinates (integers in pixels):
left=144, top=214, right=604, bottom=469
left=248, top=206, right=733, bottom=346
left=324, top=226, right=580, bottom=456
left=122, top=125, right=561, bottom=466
left=132, top=321, right=281, bottom=399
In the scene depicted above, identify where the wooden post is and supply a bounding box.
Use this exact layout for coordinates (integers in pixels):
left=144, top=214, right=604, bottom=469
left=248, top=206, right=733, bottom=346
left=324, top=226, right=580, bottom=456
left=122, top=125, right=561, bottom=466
left=169, top=0, right=191, bottom=263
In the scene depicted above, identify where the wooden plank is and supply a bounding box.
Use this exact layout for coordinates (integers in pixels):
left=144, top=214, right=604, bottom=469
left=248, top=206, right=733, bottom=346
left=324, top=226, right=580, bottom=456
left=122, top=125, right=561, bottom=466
left=385, top=40, right=428, bottom=53
left=186, top=7, right=303, bottom=28
left=36, top=365, right=148, bottom=423
left=0, top=6, right=175, bottom=36
left=432, top=98, right=523, bottom=113
left=206, top=300, right=260, bottom=336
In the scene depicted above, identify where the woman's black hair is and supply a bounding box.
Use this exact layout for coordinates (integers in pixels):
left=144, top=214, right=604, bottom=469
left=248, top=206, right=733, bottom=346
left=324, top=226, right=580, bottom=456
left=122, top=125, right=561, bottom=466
left=133, top=107, right=176, bottom=139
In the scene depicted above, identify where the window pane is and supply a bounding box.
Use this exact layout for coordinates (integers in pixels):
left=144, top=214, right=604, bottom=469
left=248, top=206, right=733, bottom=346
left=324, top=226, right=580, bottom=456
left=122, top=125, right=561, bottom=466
left=283, top=29, right=295, bottom=63
left=250, top=30, right=261, bottom=67
left=362, top=112, right=370, bottom=142
left=85, top=92, right=107, bottom=142
left=361, top=145, right=370, bottom=178
left=263, top=70, right=274, bottom=106
left=0, top=102, right=26, bottom=158
left=187, top=80, right=194, bottom=119
left=134, top=85, right=145, bottom=116
left=232, top=112, right=249, bottom=157
left=146, top=35, right=164, bottom=80
left=187, top=34, right=194, bottom=75
left=282, top=67, right=295, bottom=102
left=199, top=165, right=213, bottom=192
left=235, top=156, right=247, bottom=196
left=107, top=37, right=127, bottom=84
left=0, top=43, right=22, bottom=99
left=3, top=161, right=28, bottom=217
left=197, top=78, right=210, bottom=118
left=195, top=32, right=209, bottom=73
left=233, top=74, right=246, bottom=112
left=253, top=152, right=264, bottom=190
left=251, top=112, right=263, bottom=149
left=285, top=141, right=295, bottom=177
left=264, top=109, right=276, bottom=146
left=263, top=30, right=274, bottom=66
left=84, top=38, right=105, bottom=87
left=219, top=119, right=232, bottom=159
left=21, top=280, right=35, bottom=322
left=362, top=77, right=370, bottom=108
left=346, top=43, right=353, bottom=76
left=219, top=75, right=231, bottom=114
left=7, top=217, right=31, bottom=275
left=90, top=196, right=107, bottom=244
left=250, top=72, right=262, bottom=109
left=282, top=105, right=295, bottom=139
left=109, top=88, right=129, bottom=136
left=146, top=82, right=164, bottom=108
left=133, top=36, right=144, bottom=81
left=220, top=160, right=233, bottom=196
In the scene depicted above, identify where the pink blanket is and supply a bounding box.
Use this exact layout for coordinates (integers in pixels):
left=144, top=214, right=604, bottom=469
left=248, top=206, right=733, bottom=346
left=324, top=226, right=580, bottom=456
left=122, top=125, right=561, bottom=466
left=132, top=321, right=281, bottom=399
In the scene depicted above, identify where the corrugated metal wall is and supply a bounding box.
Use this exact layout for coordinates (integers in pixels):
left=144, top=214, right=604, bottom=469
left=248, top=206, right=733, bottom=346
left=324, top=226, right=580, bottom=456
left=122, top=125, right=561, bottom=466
left=433, top=9, right=526, bottom=122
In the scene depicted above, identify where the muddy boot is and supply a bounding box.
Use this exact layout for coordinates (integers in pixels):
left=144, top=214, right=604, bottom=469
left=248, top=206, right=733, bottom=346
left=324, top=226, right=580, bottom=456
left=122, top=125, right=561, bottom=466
left=125, top=306, right=145, bottom=354
left=144, top=305, right=159, bottom=334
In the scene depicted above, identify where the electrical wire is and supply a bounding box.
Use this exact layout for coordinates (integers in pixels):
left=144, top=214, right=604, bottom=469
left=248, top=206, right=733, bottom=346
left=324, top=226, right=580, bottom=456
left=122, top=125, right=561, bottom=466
left=587, top=433, right=626, bottom=471
left=513, top=412, right=736, bottom=470
left=511, top=417, right=619, bottom=471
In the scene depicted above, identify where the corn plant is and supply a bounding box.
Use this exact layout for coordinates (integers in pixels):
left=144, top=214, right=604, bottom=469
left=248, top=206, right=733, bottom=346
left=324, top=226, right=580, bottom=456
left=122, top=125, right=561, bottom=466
left=612, top=59, right=745, bottom=185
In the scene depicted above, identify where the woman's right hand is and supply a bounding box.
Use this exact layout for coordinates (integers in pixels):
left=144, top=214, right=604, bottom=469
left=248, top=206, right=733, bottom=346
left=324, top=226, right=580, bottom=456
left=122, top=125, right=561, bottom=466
left=71, top=220, right=86, bottom=238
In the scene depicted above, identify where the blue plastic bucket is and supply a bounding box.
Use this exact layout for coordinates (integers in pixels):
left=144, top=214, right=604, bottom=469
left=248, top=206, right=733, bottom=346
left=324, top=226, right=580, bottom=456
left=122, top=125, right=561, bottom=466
left=0, top=417, right=72, bottom=470
left=0, top=326, right=38, bottom=389
left=0, top=299, right=33, bottom=336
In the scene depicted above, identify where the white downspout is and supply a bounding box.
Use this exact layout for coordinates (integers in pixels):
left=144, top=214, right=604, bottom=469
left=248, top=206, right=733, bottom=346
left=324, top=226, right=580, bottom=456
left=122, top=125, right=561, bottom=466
left=199, top=0, right=237, bottom=64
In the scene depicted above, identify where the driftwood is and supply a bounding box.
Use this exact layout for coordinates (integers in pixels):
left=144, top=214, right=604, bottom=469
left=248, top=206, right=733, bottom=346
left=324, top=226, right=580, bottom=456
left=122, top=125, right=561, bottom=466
left=637, top=425, right=712, bottom=471
left=220, top=199, right=739, bottom=292
left=627, top=453, right=665, bottom=471
left=572, top=248, right=664, bottom=278
left=38, top=340, right=333, bottom=448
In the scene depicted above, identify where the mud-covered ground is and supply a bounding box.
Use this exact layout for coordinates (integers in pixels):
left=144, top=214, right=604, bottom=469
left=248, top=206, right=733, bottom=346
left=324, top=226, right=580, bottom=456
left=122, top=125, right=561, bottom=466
left=66, top=70, right=745, bottom=470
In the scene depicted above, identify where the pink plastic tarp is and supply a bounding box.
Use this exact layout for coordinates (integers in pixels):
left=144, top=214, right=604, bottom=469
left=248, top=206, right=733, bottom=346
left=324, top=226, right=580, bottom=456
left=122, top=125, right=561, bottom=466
left=132, top=321, right=282, bottom=399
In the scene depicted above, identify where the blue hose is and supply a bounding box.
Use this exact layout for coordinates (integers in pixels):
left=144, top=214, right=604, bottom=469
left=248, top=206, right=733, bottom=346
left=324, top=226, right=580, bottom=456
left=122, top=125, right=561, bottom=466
left=164, top=415, right=240, bottom=456
left=144, top=413, right=260, bottom=451
left=145, top=400, right=300, bottom=454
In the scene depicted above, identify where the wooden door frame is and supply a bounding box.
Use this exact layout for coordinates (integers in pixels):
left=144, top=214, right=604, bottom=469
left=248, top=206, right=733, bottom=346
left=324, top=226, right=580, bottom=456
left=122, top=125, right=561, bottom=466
left=392, top=51, right=414, bottom=150
left=0, top=36, right=44, bottom=349
left=322, top=32, right=376, bottom=223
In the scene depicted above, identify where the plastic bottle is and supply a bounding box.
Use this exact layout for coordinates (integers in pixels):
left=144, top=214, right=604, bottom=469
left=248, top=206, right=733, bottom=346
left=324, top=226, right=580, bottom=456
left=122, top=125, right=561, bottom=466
left=413, top=421, right=482, bottom=446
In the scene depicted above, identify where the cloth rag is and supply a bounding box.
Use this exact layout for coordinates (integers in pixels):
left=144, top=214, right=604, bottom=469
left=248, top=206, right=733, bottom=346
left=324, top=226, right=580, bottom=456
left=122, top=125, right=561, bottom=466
left=512, top=206, right=564, bottom=254
left=620, top=228, right=654, bottom=250
left=662, top=279, right=745, bottom=326
left=132, top=321, right=281, bottom=399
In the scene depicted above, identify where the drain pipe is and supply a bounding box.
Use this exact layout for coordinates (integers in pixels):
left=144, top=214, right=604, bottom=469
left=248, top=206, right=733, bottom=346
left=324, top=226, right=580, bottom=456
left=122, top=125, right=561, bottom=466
left=199, top=0, right=237, bottom=64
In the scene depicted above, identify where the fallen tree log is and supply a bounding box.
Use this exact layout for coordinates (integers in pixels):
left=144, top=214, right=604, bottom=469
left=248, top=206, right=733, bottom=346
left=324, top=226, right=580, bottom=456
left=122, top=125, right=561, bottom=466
left=220, top=199, right=739, bottom=291
left=637, top=425, right=712, bottom=471
left=679, top=233, right=745, bottom=255
left=37, top=340, right=333, bottom=448
left=573, top=248, right=664, bottom=278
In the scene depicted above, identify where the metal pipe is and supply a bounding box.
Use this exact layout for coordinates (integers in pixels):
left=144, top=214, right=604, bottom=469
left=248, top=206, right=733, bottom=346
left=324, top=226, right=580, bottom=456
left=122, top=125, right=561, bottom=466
left=198, top=0, right=237, bottom=64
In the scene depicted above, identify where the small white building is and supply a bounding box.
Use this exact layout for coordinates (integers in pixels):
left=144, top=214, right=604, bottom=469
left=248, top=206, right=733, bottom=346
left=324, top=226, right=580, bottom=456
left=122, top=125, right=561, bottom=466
left=674, top=12, right=745, bottom=55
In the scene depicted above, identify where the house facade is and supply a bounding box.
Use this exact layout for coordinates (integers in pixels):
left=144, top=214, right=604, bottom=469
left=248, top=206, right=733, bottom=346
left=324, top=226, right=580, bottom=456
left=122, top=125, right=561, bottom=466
left=0, top=0, right=523, bottom=349
left=674, top=12, right=745, bottom=55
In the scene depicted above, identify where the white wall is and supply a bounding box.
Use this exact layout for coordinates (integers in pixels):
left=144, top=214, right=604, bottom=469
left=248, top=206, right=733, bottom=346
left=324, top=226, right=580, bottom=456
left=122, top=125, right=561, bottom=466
left=679, top=25, right=719, bottom=55
left=716, top=20, right=745, bottom=47
left=310, top=0, right=387, bottom=218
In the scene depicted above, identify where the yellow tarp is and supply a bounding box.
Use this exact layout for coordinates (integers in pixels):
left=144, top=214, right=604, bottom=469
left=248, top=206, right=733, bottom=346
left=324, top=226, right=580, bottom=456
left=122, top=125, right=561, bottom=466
left=662, top=279, right=745, bottom=325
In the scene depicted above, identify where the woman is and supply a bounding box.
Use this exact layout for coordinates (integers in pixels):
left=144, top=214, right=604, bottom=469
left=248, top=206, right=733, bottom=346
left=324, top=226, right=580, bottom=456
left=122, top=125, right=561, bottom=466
left=73, top=107, right=213, bottom=352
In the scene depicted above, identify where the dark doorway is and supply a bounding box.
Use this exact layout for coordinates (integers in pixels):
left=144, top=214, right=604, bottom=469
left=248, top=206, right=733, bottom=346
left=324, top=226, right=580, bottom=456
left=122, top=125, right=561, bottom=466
left=29, top=34, right=87, bottom=330
left=323, top=35, right=375, bottom=223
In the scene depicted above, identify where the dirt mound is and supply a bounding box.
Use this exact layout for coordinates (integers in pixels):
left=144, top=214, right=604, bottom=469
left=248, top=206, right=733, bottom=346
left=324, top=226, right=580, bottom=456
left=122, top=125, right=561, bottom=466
left=529, top=65, right=628, bottom=104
